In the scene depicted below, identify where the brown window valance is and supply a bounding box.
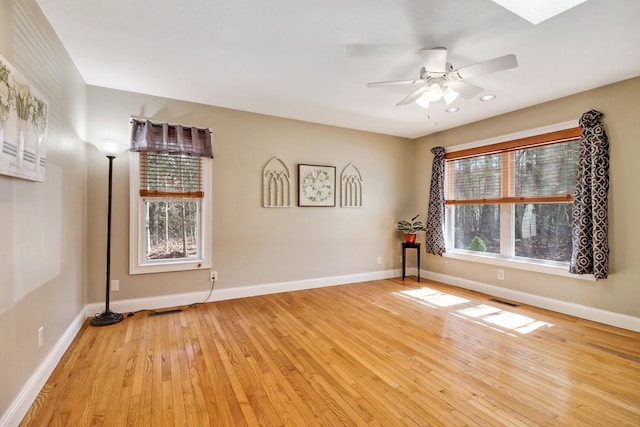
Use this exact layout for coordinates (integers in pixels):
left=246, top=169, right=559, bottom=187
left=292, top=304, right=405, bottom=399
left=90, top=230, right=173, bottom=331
left=130, top=118, right=213, bottom=158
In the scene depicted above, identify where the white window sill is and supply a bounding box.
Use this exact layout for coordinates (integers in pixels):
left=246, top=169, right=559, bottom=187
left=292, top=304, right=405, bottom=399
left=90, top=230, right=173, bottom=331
left=442, top=250, right=596, bottom=282
left=130, top=259, right=210, bottom=275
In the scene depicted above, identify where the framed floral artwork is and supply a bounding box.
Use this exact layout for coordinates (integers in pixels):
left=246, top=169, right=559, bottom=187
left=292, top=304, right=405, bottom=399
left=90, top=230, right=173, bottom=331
left=0, top=54, right=49, bottom=182
left=298, top=164, right=336, bottom=207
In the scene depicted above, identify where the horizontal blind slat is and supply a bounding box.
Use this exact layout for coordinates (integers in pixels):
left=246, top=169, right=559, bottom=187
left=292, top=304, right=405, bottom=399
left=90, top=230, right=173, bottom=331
left=139, top=190, right=204, bottom=198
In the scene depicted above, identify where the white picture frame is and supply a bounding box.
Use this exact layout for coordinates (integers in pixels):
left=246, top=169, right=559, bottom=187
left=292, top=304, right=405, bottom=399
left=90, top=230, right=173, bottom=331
left=298, top=164, right=336, bottom=207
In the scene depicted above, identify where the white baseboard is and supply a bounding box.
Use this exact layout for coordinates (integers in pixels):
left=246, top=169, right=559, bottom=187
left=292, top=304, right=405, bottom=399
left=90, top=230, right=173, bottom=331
left=0, top=308, right=87, bottom=427
left=422, top=270, right=640, bottom=332
left=90, top=267, right=640, bottom=333
left=87, top=269, right=401, bottom=315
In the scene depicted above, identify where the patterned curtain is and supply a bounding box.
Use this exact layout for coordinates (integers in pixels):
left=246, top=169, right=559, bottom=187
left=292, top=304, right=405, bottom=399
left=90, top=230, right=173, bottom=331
left=570, top=110, right=609, bottom=279
left=425, top=147, right=446, bottom=255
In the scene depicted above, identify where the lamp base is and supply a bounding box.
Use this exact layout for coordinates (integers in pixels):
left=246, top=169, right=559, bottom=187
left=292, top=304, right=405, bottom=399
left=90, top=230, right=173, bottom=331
left=90, top=309, right=124, bottom=327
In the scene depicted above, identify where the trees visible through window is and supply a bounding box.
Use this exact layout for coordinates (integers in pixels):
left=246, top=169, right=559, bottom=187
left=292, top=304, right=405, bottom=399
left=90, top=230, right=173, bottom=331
left=145, top=200, right=200, bottom=260
left=445, top=127, right=581, bottom=263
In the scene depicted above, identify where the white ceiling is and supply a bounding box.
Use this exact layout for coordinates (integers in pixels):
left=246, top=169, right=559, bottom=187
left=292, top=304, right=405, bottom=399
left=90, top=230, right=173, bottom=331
left=35, top=0, right=640, bottom=139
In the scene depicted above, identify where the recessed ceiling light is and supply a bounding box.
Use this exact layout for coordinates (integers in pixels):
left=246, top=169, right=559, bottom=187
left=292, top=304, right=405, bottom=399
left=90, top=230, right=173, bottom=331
left=480, top=94, right=496, bottom=101
left=446, top=107, right=460, bottom=113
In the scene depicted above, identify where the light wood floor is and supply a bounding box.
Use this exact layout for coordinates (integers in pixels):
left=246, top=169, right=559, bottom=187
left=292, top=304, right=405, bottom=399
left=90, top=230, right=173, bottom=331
left=21, top=278, right=640, bottom=426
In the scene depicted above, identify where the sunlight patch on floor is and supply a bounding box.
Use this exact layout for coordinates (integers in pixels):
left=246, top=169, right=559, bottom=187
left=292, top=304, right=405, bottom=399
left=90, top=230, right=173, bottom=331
left=459, top=304, right=502, bottom=318
left=395, top=287, right=553, bottom=335
left=398, top=287, right=470, bottom=307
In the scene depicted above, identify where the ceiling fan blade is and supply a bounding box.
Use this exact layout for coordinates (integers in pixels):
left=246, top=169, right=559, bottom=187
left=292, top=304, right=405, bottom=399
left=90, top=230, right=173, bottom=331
left=419, top=47, right=448, bottom=72
left=456, top=54, right=517, bottom=79
left=396, top=86, right=427, bottom=106
left=446, top=81, right=484, bottom=99
left=367, top=79, right=425, bottom=87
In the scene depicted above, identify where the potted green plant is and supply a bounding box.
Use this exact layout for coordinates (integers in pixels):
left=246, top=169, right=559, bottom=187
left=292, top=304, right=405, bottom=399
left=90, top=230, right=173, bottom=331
left=395, top=214, right=426, bottom=243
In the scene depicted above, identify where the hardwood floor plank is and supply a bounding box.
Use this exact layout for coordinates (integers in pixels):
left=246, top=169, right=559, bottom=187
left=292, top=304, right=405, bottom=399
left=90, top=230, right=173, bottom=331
left=20, top=278, right=640, bottom=426
left=190, top=310, right=237, bottom=425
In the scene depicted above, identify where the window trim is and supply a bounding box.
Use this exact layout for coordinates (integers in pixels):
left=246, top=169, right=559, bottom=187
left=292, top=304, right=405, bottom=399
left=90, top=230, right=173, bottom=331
left=129, top=151, right=212, bottom=275
left=443, top=120, right=592, bottom=278
left=445, top=120, right=578, bottom=152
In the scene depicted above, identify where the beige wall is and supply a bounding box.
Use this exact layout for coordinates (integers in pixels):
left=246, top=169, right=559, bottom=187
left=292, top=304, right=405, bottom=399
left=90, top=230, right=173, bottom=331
left=415, top=76, right=640, bottom=318
left=2, top=0, right=639, bottom=422
left=0, top=0, right=87, bottom=419
left=85, top=86, right=415, bottom=303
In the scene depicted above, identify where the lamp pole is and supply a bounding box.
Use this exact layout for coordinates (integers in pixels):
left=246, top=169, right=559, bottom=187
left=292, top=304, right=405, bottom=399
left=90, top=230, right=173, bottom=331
left=90, top=154, right=124, bottom=326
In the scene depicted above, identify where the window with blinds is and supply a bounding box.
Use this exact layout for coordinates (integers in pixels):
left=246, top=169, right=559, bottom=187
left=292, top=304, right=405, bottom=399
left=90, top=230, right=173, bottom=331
left=139, top=152, right=203, bottom=198
left=445, top=127, right=581, bottom=205
left=444, top=127, right=582, bottom=263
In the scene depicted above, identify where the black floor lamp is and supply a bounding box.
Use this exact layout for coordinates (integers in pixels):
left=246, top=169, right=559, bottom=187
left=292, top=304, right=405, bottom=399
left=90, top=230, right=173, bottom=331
left=90, top=140, right=128, bottom=327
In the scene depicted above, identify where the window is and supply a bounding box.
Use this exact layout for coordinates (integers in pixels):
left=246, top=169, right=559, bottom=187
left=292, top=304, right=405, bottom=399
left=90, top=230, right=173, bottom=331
left=129, top=119, right=213, bottom=274
left=445, top=126, right=581, bottom=265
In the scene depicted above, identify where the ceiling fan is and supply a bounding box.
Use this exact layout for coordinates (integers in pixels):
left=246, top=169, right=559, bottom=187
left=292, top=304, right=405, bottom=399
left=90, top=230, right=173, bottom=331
left=367, top=47, right=518, bottom=109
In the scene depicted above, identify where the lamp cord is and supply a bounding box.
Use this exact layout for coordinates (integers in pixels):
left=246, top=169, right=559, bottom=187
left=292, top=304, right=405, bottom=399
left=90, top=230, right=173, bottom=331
left=126, top=276, right=216, bottom=317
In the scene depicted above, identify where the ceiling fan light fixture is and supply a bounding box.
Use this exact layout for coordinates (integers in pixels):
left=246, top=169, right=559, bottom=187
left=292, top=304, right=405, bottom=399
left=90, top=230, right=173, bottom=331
left=442, top=87, right=460, bottom=105
left=415, top=94, right=430, bottom=109
left=425, top=83, right=443, bottom=102
left=416, top=84, right=459, bottom=109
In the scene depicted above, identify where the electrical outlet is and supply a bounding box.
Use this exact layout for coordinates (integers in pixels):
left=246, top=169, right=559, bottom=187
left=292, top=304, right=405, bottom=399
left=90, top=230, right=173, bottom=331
left=497, top=269, right=505, bottom=280
left=210, top=271, right=218, bottom=281
left=38, top=326, right=44, bottom=348
left=111, top=279, right=119, bottom=292
left=377, top=256, right=382, bottom=265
